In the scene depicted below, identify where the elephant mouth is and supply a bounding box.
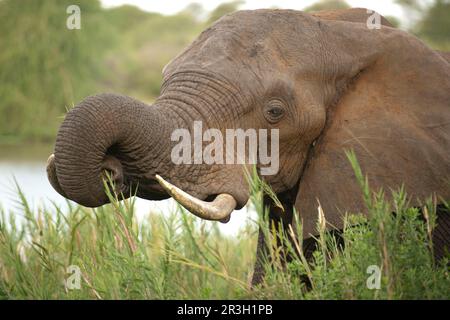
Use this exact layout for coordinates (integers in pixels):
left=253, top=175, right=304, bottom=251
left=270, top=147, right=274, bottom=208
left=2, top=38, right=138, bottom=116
left=130, top=178, right=171, bottom=201
left=154, top=175, right=236, bottom=223
left=120, top=175, right=236, bottom=223
left=48, top=153, right=237, bottom=223
left=118, top=173, right=237, bottom=223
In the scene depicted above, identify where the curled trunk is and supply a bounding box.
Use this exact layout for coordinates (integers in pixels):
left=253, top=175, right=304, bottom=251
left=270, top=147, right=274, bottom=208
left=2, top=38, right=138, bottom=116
left=51, top=93, right=157, bottom=207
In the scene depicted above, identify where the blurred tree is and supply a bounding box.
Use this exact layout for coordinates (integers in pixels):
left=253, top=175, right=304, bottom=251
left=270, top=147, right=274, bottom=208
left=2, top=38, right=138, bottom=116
left=395, top=0, right=427, bottom=10
left=181, top=2, right=206, bottom=22
left=0, top=0, right=201, bottom=142
left=418, top=0, right=450, bottom=44
left=0, top=0, right=116, bottom=141
left=385, top=15, right=401, bottom=28
left=105, top=4, right=159, bottom=30
left=396, top=0, right=450, bottom=49
left=207, top=0, right=244, bottom=24
left=303, top=0, right=350, bottom=12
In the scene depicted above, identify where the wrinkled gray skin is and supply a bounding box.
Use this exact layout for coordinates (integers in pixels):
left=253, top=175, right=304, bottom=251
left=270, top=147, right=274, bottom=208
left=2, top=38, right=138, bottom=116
left=48, top=9, right=450, bottom=284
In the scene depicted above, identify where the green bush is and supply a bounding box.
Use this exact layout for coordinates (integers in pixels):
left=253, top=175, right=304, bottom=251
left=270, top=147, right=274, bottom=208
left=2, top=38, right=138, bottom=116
left=0, top=0, right=200, bottom=143
left=0, top=0, right=115, bottom=142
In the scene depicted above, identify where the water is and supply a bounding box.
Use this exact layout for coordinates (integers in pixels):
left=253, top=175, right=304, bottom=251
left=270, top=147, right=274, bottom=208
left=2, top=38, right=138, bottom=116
left=0, top=144, right=256, bottom=235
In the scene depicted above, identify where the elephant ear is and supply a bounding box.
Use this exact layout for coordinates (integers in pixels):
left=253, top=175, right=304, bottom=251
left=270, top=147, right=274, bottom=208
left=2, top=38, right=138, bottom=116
left=295, top=19, right=450, bottom=238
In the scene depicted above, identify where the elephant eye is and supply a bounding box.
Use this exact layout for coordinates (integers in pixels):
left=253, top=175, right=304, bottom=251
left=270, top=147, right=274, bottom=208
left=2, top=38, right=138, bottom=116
left=264, top=100, right=285, bottom=123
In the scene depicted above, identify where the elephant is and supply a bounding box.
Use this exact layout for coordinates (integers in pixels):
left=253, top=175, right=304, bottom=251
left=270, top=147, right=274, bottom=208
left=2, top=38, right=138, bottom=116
left=47, top=8, right=450, bottom=285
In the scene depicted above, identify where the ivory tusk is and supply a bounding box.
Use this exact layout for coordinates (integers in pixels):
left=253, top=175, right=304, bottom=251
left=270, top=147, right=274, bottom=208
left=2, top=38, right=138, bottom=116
left=155, top=175, right=236, bottom=223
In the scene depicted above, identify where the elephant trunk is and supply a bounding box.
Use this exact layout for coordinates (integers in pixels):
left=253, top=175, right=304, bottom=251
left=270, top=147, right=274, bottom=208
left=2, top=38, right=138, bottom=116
left=47, top=90, right=240, bottom=222
left=49, top=93, right=158, bottom=207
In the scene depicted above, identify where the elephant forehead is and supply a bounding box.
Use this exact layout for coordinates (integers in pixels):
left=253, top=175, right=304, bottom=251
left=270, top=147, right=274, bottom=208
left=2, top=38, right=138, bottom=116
left=163, top=10, right=322, bottom=77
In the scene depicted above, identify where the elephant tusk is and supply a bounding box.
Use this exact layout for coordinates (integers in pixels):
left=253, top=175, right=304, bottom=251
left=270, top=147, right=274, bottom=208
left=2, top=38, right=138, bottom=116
left=155, top=175, right=236, bottom=223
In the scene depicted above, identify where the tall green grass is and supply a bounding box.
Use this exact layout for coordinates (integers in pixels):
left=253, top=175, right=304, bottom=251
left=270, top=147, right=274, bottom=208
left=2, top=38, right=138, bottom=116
left=249, top=152, right=449, bottom=299
left=0, top=156, right=448, bottom=299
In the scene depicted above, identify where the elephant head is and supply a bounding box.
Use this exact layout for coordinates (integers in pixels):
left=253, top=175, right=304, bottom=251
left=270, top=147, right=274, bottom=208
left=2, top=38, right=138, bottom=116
left=47, top=9, right=450, bottom=238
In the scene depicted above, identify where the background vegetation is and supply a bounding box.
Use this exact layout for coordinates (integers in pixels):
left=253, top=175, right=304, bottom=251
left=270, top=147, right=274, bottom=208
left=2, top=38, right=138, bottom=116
left=0, top=0, right=448, bottom=143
